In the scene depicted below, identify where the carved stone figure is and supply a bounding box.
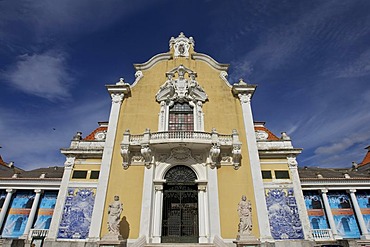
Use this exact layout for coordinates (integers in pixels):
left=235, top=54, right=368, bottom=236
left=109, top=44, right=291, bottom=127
left=237, top=195, right=252, bottom=236
left=107, top=195, right=123, bottom=235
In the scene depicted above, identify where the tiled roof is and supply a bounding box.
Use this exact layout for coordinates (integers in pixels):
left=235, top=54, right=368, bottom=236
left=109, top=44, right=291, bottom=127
left=84, top=126, right=108, bottom=141
left=298, top=166, right=370, bottom=179
left=254, top=126, right=279, bottom=140
left=0, top=155, right=8, bottom=167
left=359, top=146, right=370, bottom=167
left=0, top=166, right=64, bottom=179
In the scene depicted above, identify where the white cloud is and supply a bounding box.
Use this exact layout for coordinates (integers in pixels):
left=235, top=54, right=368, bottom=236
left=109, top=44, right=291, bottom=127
left=0, top=0, right=154, bottom=42
left=336, top=49, right=370, bottom=78
left=315, top=133, right=370, bottom=155
left=0, top=97, right=110, bottom=170
left=3, top=50, right=72, bottom=101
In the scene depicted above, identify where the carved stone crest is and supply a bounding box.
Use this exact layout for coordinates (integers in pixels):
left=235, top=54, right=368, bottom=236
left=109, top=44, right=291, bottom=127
left=156, top=65, right=208, bottom=104
left=169, top=32, right=194, bottom=57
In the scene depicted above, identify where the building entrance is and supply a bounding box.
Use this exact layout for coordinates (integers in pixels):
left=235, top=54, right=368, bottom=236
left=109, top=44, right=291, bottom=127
left=161, top=166, right=199, bottom=243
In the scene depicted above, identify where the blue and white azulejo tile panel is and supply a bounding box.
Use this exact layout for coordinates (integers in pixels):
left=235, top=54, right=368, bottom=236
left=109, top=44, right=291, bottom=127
left=265, top=188, right=304, bottom=240
left=57, top=188, right=96, bottom=239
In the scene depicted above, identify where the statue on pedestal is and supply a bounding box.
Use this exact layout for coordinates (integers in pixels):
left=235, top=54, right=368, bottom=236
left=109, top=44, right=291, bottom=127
left=237, top=195, right=252, bottom=237
left=107, top=195, right=123, bottom=235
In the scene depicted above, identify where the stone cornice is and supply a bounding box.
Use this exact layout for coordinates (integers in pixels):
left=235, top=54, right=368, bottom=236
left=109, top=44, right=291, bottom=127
left=134, top=53, right=172, bottom=70
left=0, top=179, right=61, bottom=189
left=300, top=178, right=370, bottom=187
left=232, top=81, right=257, bottom=99
left=258, top=148, right=302, bottom=158
left=191, top=53, right=229, bottom=71
left=106, top=83, right=131, bottom=98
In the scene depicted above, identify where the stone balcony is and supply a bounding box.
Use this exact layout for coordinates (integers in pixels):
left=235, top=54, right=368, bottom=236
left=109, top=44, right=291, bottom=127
left=312, top=229, right=334, bottom=241
left=120, top=129, right=242, bottom=170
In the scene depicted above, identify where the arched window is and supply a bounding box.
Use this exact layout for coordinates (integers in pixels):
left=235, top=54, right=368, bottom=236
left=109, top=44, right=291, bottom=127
left=168, top=103, right=193, bottom=131
left=311, top=218, right=320, bottom=229
left=341, top=217, right=351, bottom=232
left=14, top=217, right=24, bottom=232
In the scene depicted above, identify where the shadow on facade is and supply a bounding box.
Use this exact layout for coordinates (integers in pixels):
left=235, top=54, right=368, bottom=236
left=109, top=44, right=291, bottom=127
left=119, top=216, right=130, bottom=239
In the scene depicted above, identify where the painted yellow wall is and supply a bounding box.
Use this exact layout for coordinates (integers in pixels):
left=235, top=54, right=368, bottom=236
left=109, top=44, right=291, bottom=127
left=260, top=159, right=291, bottom=181
left=104, top=50, right=258, bottom=239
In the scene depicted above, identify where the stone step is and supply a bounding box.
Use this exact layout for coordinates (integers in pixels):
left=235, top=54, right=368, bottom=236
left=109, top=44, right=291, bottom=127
left=145, top=244, right=215, bottom=247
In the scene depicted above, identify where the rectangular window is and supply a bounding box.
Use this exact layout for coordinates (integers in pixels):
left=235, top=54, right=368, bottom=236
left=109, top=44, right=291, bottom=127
left=90, top=171, right=100, bottom=179
left=261, top=171, right=272, bottom=179
left=72, top=170, right=87, bottom=179
left=168, top=103, right=194, bottom=131
left=275, top=170, right=290, bottom=179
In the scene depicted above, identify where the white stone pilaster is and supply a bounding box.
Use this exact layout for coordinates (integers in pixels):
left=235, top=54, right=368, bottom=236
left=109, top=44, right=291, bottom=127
left=198, top=184, right=207, bottom=243
left=320, top=189, right=340, bottom=239
left=21, top=189, right=43, bottom=239
left=237, top=93, right=272, bottom=241
left=46, top=156, right=75, bottom=240
left=152, top=184, right=163, bottom=243
left=287, top=155, right=312, bottom=240
left=207, top=166, right=221, bottom=240
left=88, top=92, right=125, bottom=240
left=0, top=188, right=15, bottom=233
left=139, top=165, right=155, bottom=241
left=348, top=189, right=370, bottom=239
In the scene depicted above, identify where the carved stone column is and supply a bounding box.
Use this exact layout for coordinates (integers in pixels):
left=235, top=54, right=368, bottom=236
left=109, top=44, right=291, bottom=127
left=89, top=82, right=130, bottom=240
left=198, top=184, right=208, bottom=243
left=21, top=189, right=43, bottom=239
left=0, top=188, right=15, bottom=233
left=320, top=189, right=340, bottom=239
left=233, top=90, right=272, bottom=241
left=287, top=155, right=312, bottom=240
left=348, top=189, right=370, bottom=239
left=152, top=184, right=164, bottom=243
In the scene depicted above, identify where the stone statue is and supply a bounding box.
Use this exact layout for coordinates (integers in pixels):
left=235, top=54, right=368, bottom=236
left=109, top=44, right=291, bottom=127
left=237, top=195, right=252, bottom=236
left=107, top=195, right=123, bottom=235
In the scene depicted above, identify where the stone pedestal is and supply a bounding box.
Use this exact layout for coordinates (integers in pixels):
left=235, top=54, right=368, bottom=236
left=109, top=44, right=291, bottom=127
left=234, top=234, right=261, bottom=247
left=98, top=234, right=126, bottom=247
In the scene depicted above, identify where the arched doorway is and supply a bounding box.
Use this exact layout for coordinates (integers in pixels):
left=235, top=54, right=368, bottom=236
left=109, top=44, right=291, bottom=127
left=161, top=166, right=198, bottom=243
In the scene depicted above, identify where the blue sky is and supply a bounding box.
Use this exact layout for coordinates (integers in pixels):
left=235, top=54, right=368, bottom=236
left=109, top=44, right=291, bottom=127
left=1, top=0, right=370, bottom=170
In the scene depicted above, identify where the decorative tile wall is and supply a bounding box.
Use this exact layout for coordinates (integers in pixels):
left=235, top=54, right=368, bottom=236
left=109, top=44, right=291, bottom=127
left=1, top=190, right=34, bottom=238
left=327, top=191, right=360, bottom=239
left=356, top=191, right=370, bottom=232
left=57, top=188, right=96, bottom=239
left=265, top=188, right=304, bottom=239
left=303, top=191, right=329, bottom=230
left=33, top=191, right=58, bottom=229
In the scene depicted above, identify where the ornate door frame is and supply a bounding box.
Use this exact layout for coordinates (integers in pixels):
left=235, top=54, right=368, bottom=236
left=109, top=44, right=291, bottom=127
left=151, top=162, right=211, bottom=243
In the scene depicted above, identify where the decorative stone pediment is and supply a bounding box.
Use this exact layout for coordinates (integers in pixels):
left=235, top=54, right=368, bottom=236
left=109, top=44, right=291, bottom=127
left=169, top=32, right=194, bottom=57
left=156, top=65, right=208, bottom=104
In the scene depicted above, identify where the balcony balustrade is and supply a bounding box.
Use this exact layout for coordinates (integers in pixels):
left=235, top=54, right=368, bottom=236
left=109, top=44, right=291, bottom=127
left=312, top=229, right=334, bottom=241
left=28, top=229, right=49, bottom=240
left=120, top=129, right=241, bottom=170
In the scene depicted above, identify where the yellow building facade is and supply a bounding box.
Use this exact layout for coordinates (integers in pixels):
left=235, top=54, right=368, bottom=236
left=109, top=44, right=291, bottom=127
left=42, top=33, right=312, bottom=247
